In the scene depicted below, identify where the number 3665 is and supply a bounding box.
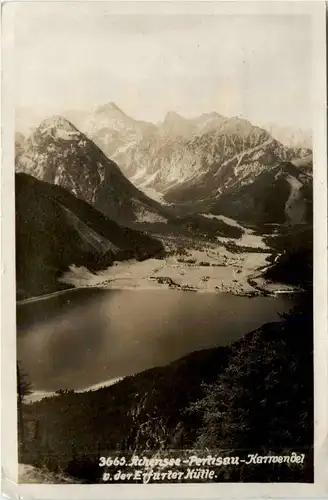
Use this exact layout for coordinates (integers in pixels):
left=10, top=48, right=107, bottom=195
left=99, top=456, right=126, bottom=467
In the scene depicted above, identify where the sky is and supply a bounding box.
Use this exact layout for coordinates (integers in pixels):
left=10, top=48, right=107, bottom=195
left=14, top=2, right=313, bottom=129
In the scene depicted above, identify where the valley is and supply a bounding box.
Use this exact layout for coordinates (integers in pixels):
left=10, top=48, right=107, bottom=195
left=15, top=104, right=312, bottom=301
left=59, top=225, right=298, bottom=297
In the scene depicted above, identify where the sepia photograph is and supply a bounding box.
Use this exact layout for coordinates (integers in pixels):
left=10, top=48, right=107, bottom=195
left=1, top=0, right=327, bottom=495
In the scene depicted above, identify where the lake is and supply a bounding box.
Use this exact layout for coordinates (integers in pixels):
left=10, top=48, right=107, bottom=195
left=17, top=288, right=293, bottom=393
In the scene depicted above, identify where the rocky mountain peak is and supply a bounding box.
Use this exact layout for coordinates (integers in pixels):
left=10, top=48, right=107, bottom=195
left=198, top=111, right=222, bottom=120
left=163, top=111, right=186, bottom=124
left=35, top=116, right=80, bottom=142
left=38, top=115, right=78, bottom=132
left=94, top=102, right=126, bottom=116
left=160, top=111, right=194, bottom=138
left=15, top=117, right=169, bottom=226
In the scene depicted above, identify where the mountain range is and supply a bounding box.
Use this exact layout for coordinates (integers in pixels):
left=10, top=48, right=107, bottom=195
left=16, top=104, right=313, bottom=227
left=65, top=104, right=311, bottom=199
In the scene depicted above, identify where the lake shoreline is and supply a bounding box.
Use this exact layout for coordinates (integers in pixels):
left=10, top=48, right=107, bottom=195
left=17, top=286, right=77, bottom=306
left=17, top=258, right=300, bottom=306
left=58, top=242, right=301, bottom=298
left=17, top=222, right=300, bottom=304
left=19, top=292, right=294, bottom=405
left=16, top=276, right=297, bottom=307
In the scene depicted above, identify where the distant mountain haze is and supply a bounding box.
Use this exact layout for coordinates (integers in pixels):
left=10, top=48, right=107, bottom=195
left=15, top=132, right=26, bottom=161
left=262, top=123, right=312, bottom=150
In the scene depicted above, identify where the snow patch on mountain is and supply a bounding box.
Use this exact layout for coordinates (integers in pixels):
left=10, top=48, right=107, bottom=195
left=38, top=115, right=78, bottom=133
left=55, top=128, right=80, bottom=140
left=139, top=186, right=170, bottom=205
left=201, top=214, right=247, bottom=231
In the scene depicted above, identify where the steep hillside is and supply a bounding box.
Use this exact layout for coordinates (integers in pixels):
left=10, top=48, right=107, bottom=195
left=20, top=293, right=313, bottom=483
left=209, top=161, right=313, bottom=225
left=15, top=173, right=164, bottom=299
left=15, top=116, right=170, bottom=226
left=291, top=153, right=313, bottom=171
left=162, top=121, right=291, bottom=201
left=112, top=116, right=294, bottom=199
left=87, top=109, right=309, bottom=227
left=263, top=225, right=313, bottom=288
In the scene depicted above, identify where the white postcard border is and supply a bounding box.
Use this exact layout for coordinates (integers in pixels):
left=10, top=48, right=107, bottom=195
left=1, top=1, right=327, bottom=498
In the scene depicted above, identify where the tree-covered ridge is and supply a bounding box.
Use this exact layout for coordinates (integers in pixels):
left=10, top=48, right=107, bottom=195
left=15, top=173, right=165, bottom=299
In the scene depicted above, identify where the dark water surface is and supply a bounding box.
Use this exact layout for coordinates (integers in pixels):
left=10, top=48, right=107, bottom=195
left=17, top=288, right=293, bottom=392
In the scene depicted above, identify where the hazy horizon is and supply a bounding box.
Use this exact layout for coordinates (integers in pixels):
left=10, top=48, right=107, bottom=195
left=14, top=3, right=312, bottom=131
